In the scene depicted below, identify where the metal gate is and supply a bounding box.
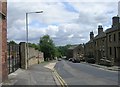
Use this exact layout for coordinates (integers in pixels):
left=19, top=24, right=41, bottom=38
left=7, top=43, right=21, bottom=74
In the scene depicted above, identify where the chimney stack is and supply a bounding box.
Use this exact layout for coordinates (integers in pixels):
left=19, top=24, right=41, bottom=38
left=112, top=16, right=119, bottom=27
left=98, top=25, right=103, bottom=35
left=90, top=31, right=94, bottom=40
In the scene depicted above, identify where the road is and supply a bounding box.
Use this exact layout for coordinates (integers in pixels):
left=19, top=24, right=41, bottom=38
left=55, top=60, right=119, bottom=85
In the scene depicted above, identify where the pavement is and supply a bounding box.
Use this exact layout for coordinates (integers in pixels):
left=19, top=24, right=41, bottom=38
left=81, top=62, right=120, bottom=71
left=2, top=60, right=66, bottom=86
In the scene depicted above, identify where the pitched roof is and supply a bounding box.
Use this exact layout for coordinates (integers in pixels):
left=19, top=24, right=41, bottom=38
left=94, top=32, right=106, bottom=40
left=68, top=45, right=78, bottom=50
left=105, top=24, right=120, bottom=33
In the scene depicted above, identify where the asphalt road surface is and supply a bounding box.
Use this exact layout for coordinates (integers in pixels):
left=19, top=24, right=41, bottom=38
left=55, top=60, right=119, bottom=85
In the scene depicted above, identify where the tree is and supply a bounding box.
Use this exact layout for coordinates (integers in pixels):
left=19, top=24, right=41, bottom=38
left=9, top=40, right=17, bottom=45
left=57, top=44, right=71, bottom=57
left=55, top=47, right=62, bottom=58
left=28, top=43, right=39, bottom=50
left=39, top=35, right=56, bottom=61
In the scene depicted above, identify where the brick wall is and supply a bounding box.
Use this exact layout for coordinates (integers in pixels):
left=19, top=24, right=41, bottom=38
left=0, top=2, right=2, bottom=83
left=0, top=0, right=8, bottom=82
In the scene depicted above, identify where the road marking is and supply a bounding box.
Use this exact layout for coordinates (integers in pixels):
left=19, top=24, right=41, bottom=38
left=53, top=68, right=68, bottom=87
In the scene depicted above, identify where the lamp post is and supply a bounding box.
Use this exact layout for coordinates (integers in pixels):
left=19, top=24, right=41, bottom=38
left=26, top=11, right=43, bottom=68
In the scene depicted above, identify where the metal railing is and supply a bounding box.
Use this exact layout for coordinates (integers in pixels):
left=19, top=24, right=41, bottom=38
left=7, top=43, right=21, bottom=74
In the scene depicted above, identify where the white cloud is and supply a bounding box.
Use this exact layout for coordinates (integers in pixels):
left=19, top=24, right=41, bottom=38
left=8, top=0, right=120, bottom=2
left=7, top=1, right=119, bottom=45
left=68, top=34, right=74, bottom=38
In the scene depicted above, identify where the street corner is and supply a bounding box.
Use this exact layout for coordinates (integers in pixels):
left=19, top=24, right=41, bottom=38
left=44, top=62, right=58, bottom=71
left=52, top=68, right=68, bottom=87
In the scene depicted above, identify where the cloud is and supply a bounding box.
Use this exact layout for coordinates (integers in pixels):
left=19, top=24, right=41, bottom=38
left=68, top=34, right=74, bottom=38
left=7, top=0, right=119, bottom=46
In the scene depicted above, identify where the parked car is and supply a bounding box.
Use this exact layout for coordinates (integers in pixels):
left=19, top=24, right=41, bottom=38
left=72, top=59, right=76, bottom=63
left=58, top=58, right=62, bottom=61
left=72, top=58, right=80, bottom=63
left=86, top=58, right=95, bottom=64
left=80, top=57, right=85, bottom=62
left=69, top=58, right=73, bottom=61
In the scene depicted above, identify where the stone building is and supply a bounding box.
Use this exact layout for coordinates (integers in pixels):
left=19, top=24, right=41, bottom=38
left=84, top=31, right=95, bottom=60
left=0, top=0, right=8, bottom=82
left=67, top=45, right=78, bottom=59
left=105, top=16, right=120, bottom=66
left=94, top=25, right=107, bottom=64
left=67, top=44, right=84, bottom=61
left=85, top=16, right=120, bottom=66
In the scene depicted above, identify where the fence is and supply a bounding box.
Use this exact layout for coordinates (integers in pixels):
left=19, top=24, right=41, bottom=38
left=7, top=43, right=21, bottom=74
left=7, top=42, right=44, bottom=74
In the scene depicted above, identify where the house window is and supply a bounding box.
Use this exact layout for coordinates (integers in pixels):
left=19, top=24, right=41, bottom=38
left=114, top=34, right=116, bottom=42
left=109, top=35, right=112, bottom=42
left=103, top=50, right=105, bottom=57
left=95, top=41, right=97, bottom=46
left=114, top=47, right=116, bottom=58
left=109, top=47, right=112, bottom=55
left=119, top=32, right=120, bottom=41
left=118, top=47, right=120, bottom=59
left=102, top=39, right=104, bottom=42
left=102, top=39, right=104, bottom=45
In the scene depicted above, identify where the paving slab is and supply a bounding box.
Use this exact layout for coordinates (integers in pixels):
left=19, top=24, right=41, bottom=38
left=2, top=61, right=59, bottom=86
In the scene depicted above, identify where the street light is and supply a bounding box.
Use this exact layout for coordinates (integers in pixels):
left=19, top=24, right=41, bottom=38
left=26, top=11, right=43, bottom=68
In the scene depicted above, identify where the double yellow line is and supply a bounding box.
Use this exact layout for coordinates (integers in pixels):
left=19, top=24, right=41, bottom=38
left=53, top=69, right=68, bottom=87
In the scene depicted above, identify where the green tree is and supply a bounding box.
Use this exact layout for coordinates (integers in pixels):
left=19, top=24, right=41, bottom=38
left=55, top=47, right=62, bottom=58
left=39, top=35, right=56, bottom=61
left=9, top=40, right=17, bottom=45
left=57, top=44, right=71, bottom=57
left=28, top=43, right=39, bottom=50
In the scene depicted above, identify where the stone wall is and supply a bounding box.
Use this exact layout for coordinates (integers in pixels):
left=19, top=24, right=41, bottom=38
left=28, top=47, right=44, bottom=66
left=20, top=42, right=44, bottom=69
left=19, top=42, right=27, bottom=69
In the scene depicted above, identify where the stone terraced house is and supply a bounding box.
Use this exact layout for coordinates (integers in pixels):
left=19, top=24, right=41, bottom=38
left=84, top=16, right=120, bottom=66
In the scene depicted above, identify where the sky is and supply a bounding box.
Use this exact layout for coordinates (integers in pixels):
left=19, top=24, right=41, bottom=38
left=7, top=0, right=119, bottom=46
